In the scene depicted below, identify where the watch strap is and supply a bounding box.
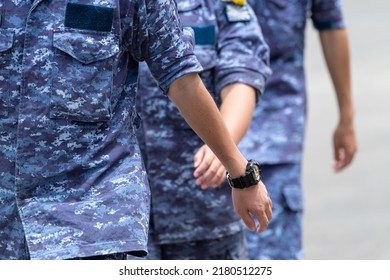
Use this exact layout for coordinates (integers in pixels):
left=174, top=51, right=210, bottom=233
left=226, top=159, right=261, bottom=189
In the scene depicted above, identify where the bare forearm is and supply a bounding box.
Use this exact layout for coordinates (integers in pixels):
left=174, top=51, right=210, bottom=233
left=320, top=28, right=357, bottom=170
left=192, top=83, right=256, bottom=189
left=219, top=83, right=256, bottom=144
left=167, top=73, right=247, bottom=177
left=320, top=29, right=355, bottom=123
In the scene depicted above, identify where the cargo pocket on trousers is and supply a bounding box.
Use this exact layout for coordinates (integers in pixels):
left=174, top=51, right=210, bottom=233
left=50, top=30, right=119, bottom=122
left=282, top=185, right=303, bottom=212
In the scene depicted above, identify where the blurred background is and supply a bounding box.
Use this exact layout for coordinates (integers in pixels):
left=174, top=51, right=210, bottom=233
left=303, top=0, right=390, bottom=259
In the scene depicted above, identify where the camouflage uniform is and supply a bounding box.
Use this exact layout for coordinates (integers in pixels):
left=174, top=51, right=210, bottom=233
left=239, top=0, right=346, bottom=259
left=0, top=0, right=202, bottom=260
left=136, top=0, right=270, bottom=259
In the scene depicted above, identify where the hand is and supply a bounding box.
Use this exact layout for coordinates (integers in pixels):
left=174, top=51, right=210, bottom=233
left=193, top=145, right=226, bottom=189
left=232, top=181, right=272, bottom=233
left=333, top=121, right=357, bottom=172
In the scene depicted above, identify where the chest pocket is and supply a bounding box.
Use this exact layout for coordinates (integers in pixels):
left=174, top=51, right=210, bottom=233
left=50, top=31, right=119, bottom=122
left=0, top=29, right=14, bottom=117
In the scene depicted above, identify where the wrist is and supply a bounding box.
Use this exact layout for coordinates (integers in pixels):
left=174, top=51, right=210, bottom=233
left=223, top=153, right=247, bottom=178
left=339, top=106, right=355, bottom=125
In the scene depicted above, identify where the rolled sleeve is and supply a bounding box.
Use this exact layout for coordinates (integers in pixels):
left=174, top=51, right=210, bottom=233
left=214, top=2, right=271, bottom=98
left=143, top=0, right=203, bottom=93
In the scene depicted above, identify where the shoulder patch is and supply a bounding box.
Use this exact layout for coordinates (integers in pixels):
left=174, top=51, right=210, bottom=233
left=225, top=3, right=251, bottom=23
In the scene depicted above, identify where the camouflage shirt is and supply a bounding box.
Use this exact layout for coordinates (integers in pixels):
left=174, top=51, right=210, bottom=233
left=239, top=0, right=345, bottom=164
left=136, top=0, right=271, bottom=244
left=0, top=0, right=201, bottom=260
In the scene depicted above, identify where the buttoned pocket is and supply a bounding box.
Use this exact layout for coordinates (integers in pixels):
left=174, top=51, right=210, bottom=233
left=50, top=31, right=119, bottom=122
left=0, top=29, right=14, bottom=117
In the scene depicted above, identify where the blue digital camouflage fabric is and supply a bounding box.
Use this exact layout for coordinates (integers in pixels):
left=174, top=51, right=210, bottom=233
left=245, top=164, right=303, bottom=260
left=239, top=0, right=346, bottom=259
left=70, top=252, right=127, bottom=260
left=0, top=0, right=202, bottom=260
left=136, top=0, right=270, bottom=259
left=146, top=230, right=247, bottom=260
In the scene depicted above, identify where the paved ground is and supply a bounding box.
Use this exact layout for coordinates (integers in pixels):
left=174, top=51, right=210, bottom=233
left=302, top=0, right=390, bottom=259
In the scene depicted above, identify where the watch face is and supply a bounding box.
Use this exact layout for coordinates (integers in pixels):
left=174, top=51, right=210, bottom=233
left=253, top=165, right=260, bottom=181
left=253, top=164, right=260, bottom=181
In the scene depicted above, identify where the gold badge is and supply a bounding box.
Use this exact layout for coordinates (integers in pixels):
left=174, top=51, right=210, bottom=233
left=232, top=0, right=246, bottom=6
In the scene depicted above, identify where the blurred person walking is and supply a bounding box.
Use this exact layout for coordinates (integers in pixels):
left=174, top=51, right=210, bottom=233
left=238, top=0, right=358, bottom=259
left=136, top=0, right=271, bottom=259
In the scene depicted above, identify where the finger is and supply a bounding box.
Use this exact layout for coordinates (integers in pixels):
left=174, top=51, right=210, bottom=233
left=248, top=203, right=270, bottom=233
left=193, top=154, right=211, bottom=178
left=238, top=210, right=256, bottom=232
left=255, top=212, right=269, bottom=233
left=335, top=145, right=357, bottom=171
left=204, top=176, right=225, bottom=189
left=196, top=159, right=222, bottom=188
left=333, top=148, right=346, bottom=172
left=343, top=145, right=356, bottom=166
left=193, top=146, right=206, bottom=169
left=204, top=164, right=226, bottom=188
left=265, top=201, right=273, bottom=222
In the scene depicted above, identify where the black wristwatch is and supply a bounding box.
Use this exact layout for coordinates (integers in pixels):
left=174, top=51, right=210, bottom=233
left=226, top=159, right=261, bottom=189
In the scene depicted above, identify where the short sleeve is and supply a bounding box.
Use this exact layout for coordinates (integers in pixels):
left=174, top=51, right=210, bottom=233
left=214, top=1, right=271, bottom=97
left=140, top=0, right=203, bottom=93
left=311, top=0, right=346, bottom=30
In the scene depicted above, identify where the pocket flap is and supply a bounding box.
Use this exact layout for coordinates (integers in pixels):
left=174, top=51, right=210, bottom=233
left=0, top=30, right=14, bottom=52
left=282, top=185, right=303, bottom=212
left=53, top=31, right=119, bottom=64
